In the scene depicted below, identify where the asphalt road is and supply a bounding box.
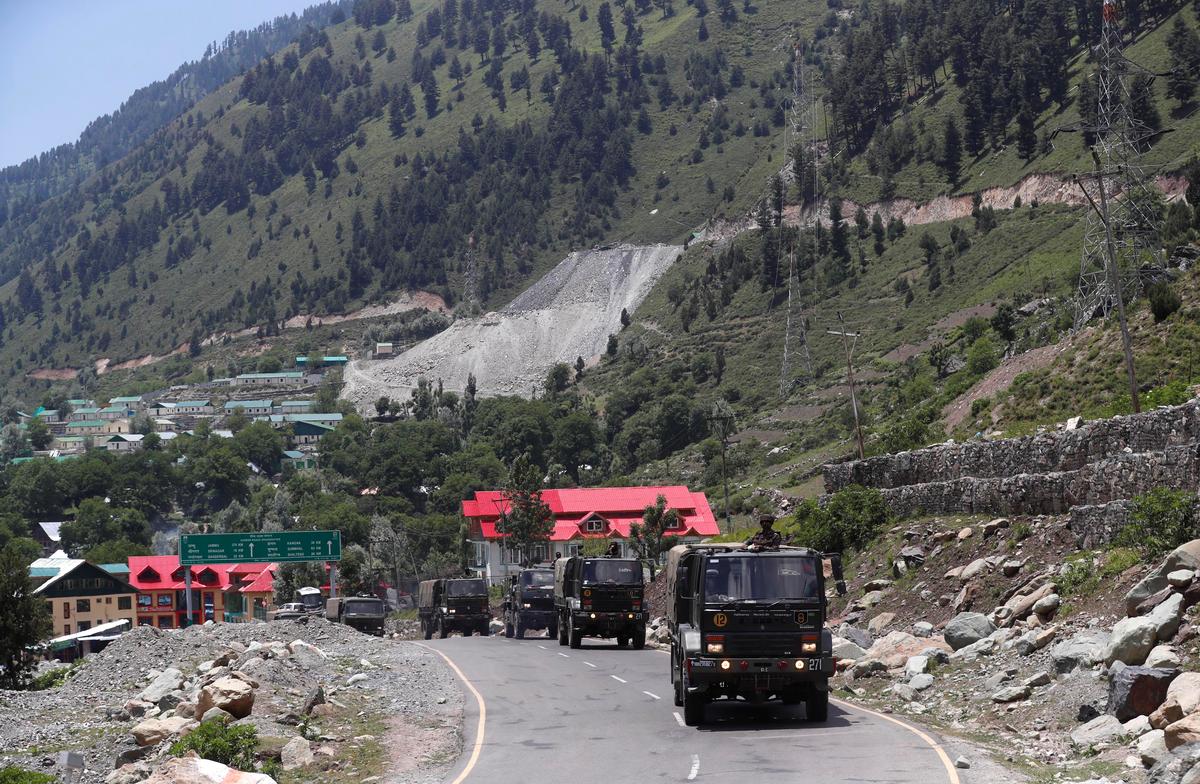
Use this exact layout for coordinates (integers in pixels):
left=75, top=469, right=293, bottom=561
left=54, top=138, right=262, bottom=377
left=424, top=634, right=976, bottom=784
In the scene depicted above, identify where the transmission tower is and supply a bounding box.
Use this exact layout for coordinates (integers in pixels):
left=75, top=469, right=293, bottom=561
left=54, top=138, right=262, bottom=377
left=463, top=233, right=480, bottom=310
left=1073, top=0, right=1163, bottom=330
left=779, top=47, right=815, bottom=397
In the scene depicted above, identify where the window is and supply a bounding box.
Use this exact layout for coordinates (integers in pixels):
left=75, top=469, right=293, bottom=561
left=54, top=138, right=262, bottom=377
left=158, top=615, right=174, bottom=629
left=138, top=617, right=153, bottom=626
left=76, top=620, right=90, bottom=632
left=63, top=624, right=71, bottom=635
left=157, top=594, right=172, bottom=607
left=76, top=599, right=91, bottom=613
left=63, top=602, right=70, bottom=619
left=665, top=514, right=683, bottom=530
left=585, top=518, right=605, bottom=532
left=105, top=597, right=112, bottom=604
left=472, top=542, right=488, bottom=567
left=138, top=595, right=152, bottom=608
left=118, top=596, right=132, bottom=610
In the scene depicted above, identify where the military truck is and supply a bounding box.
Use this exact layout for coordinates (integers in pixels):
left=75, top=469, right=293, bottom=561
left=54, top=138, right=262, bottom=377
left=326, top=595, right=387, bottom=636
left=418, top=578, right=491, bottom=639
left=553, top=556, right=646, bottom=649
left=503, top=567, right=557, bottom=639
left=666, top=543, right=846, bottom=726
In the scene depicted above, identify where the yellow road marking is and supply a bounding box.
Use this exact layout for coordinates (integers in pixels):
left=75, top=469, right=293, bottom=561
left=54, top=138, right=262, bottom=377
left=831, top=698, right=962, bottom=784
left=416, top=644, right=486, bottom=784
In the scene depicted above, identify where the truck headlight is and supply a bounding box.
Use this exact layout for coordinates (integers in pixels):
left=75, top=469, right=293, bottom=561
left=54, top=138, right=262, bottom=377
left=706, top=643, right=724, bottom=654
left=720, top=660, right=732, bottom=670
left=590, top=613, right=596, bottom=619
left=523, top=603, right=531, bottom=608
left=448, top=608, right=456, bottom=614
left=795, top=660, right=806, bottom=670
left=802, top=642, right=818, bottom=653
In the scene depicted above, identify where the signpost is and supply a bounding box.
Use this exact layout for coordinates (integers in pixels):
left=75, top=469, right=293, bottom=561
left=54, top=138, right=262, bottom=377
left=179, top=531, right=342, bottom=625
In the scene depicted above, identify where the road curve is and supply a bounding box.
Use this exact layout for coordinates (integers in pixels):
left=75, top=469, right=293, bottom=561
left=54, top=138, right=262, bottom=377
left=423, top=635, right=971, bottom=784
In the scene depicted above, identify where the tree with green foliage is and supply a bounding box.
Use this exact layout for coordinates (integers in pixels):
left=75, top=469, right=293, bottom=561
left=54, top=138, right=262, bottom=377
left=966, top=335, right=999, bottom=375
left=629, top=494, right=680, bottom=578
left=779, top=486, right=889, bottom=554
left=1148, top=281, right=1182, bottom=322
left=1119, top=488, right=1199, bottom=557
left=496, top=454, right=555, bottom=566
left=545, top=363, right=572, bottom=395
left=421, top=71, right=441, bottom=118
left=1016, top=104, right=1037, bottom=162
left=61, top=499, right=151, bottom=555
left=26, top=418, right=51, bottom=450
left=0, top=546, right=51, bottom=689
left=1167, top=17, right=1200, bottom=107
left=552, top=412, right=600, bottom=482
left=597, top=2, right=616, bottom=56
left=86, top=538, right=152, bottom=564
left=941, top=117, right=962, bottom=181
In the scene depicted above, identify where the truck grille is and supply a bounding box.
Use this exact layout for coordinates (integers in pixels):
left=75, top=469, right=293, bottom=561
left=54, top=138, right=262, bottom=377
left=723, top=633, right=801, bottom=658
left=525, top=597, right=554, bottom=611
left=586, top=590, right=636, bottom=612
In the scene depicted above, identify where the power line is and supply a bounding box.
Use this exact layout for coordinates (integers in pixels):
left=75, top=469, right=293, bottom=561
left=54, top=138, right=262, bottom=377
left=827, top=312, right=865, bottom=461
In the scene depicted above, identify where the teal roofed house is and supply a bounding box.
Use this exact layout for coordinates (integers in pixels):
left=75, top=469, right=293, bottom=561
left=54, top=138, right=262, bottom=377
left=291, top=421, right=335, bottom=445
left=268, top=412, right=343, bottom=425
left=224, top=400, right=273, bottom=416
left=295, top=356, right=348, bottom=367
left=97, top=405, right=129, bottom=420
left=69, top=407, right=101, bottom=421
left=234, top=371, right=305, bottom=386
left=110, top=396, right=142, bottom=405
left=282, top=450, right=318, bottom=471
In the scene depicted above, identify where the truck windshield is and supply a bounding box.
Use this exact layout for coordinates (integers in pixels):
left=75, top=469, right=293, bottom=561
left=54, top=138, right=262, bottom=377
left=582, top=560, right=642, bottom=585
left=344, top=600, right=381, bottom=614
left=522, top=571, right=554, bottom=587
left=446, top=579, right=487, bottom=597
left=703, top=556, right=820, bottom=602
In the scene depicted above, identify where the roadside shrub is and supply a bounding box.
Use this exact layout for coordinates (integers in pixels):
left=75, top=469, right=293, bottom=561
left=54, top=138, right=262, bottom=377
left=169, top=720, right=259, bottom=770
left=781, top=485, right=890, bottom=553
left=1100, top=547, right=1141, bottom=578
left=1118, top=488, right=1200, bottom=558
left=26, top=663, right=77, bottom=691
left=1058, top=556, right=1100, bottom=596
left=873, top=405, right=938, bottom=455
left=1148, top=281, right=1182, bottom=323
left=0, top=769, right=55, bottom=784
left=966, top=335, right=999, bottom=376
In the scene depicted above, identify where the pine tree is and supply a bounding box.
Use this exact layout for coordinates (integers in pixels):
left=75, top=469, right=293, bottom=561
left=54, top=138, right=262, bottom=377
left=698, top=18, right=709, bottom=41
left=1016, top=104, right=1038, bottom=161
left=1166, top=17, right=1200, bottom=107
left=598, top=2, right=616, bottom=56
left=421, top=71, right=441, bottom=118
left=871, top=212, right=886, bottom=255
left=449, top=55, right=463, bottom=84
left=829, top=198, right=850, bottom=266
left=496, top=455, right=555, bottom=566
left=389, top=94, right=407, bottom=137
left=1129, top=73, right=1161, bottom=132
left=941, top=117, right=962, bottom=181
left=770, top=174, right=784, bottom=226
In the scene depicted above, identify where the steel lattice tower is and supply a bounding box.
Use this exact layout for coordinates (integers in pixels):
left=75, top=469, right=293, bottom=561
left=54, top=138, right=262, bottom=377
left=1073, top=0, right=1163, bottom=328
left=779, top=48, right=815, bottom=398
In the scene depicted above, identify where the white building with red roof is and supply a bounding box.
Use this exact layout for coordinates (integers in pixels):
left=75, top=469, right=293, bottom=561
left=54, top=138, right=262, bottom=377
left=462, top=486, right=720, bottom=582
left=126, top=556, right=276, bottom=628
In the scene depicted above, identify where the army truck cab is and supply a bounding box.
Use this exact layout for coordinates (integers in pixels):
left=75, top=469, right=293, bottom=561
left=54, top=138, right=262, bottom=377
left=666, top=543, right=846, bottom=726
left=418, top=578, right=492, bottom=639
left=553, top=556, right=646, bottom=649
left=503, top=567, right=557, bottom=639
left=326, top=595, right=387, bottom=636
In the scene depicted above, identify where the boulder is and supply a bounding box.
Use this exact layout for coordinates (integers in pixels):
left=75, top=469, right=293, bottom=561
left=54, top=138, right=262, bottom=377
left=1168, top=673, right=1200, bottom=715
left=1169, top=570, right=1196, bottom=589
left=1024, top=670, right=1052, bottom=688
left=1108, top=667, right=1178, bottom=721
left=912, top=621, right=934, bottom=638
left=1033, top=593, right=1061, bottom=617
left=861, top=591, right=885, bottom=608
left=891, top=683, right=917, bottom=702
left=1014, top=626, right=1058, bottom=656
left=910, top=673, right=935, bottom=691
left=1167, top=714, right=1200, bottom=751
left=1103, top=616, right=1160, bottom=666
left=831, top=637, right=868, bottom=661
left=346, top=673, right=369, bottom=686
left=949, top=634, right=1001, bottom=662
left=960, top=559, right=990, bottom=581
left=1151, top=698, right=1185, bottom=730
left=139, top=668, right=185, bottom=705
left=1052, top=631, right=1110, bottom=673
left=142, top=754, right=277, bottom=783
left=1001, top=560, right=1024, bottom=577
left=1150, top=594, right=1186, bottom=642
left=999, top=583, right=1058, bottom=626
left=1126, top=540, right=1200, bottom=616
left=905, top=655, right=930, bottom=678
left=898, top=546, right=926, bottom=566
left=1139, top=729, right=1170, bottom=768
left=992, top=685, right=1031, bottom=703
left=1070, top=714, right=1126, bottom=748
left=196, top=677, right=254, bottom=720
left=957, top=527, right=973, bottom=540
left=863, top=579, right=893, bottom=592
left=943, top=612, right=996, bottom=651
left=867, top=612, right=896, bottom=635
left=838, top=625, right=872, bottom=650
left=200, top=708, right=235, bottom=725
left=1148, top=646, right=1183, bottom=669
left=865, top=631, right=942, bottom=667
left=132, top=716, right=193, bottom=746
left=849, top=659, right=887, bottom=678
left=302, top=687, right=326, bottom=716
left=281, top=738, right=314, bottom=771
left=983, top=518, right=1010, bottom=537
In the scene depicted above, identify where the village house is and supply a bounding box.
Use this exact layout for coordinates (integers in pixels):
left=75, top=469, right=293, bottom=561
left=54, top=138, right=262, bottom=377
left=35, top=408, right=62, bottom=424
left=126, top=556, right=276, bottom=628
left=266, top=412, right=343, bottom=426
left=51, top=434, right=88, bottom=453
left=234, top=371, right=305, bottom=386
left=462, top=486, right=721, bottom=583
left=145, top=401, right=175, bottom=417
left=32, top=522, right=64, bottom=555
left=173, top=399, right=215, bottom=415
left=104, top=433, right=144, bottom=452
left=109, top=395, right=144, bottom=410
left=225, top=399, right=273, bottom=417
left=97, top=405, right=131, bottom=421
left=68, top=407, right=101, bottom=421
left=295, top=355, right=348, bottom=368
left=283, top=450, right=318, bottom=471
left=65, top=419, right=113, bottom=436
left=278, top=400, right=314, bottom=415
left=30, top=551, right=138, bottom=640
left=373, top=342, right=394, bottom=359
left=290, top=420, right=334, bottom=446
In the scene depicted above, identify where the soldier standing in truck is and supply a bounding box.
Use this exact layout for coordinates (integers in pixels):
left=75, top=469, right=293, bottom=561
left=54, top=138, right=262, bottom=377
left=746, top=512, right=782, bottom=550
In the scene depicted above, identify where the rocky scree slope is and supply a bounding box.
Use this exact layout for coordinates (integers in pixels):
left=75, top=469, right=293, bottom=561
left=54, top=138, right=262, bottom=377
left=342, top=243, right=682, bottom=404
left=0, top=618, right=460, bottom=784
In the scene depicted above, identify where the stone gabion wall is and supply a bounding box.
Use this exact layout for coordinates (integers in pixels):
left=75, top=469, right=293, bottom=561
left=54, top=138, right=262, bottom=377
left=861, top=443, right=1200, bottom=519
left=1068, top=500, right=1134, bottom=549
left=823, top=398, right=1200, bottom=494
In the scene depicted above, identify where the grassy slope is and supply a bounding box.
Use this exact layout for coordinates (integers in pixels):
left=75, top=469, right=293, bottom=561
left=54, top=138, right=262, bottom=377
left=1, top=0, right=828, bottom=404
left=840, top=5, right=1200, bottom=206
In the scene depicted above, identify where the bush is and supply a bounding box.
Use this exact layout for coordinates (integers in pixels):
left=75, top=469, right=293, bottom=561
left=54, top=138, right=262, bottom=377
left=26, top=663, right=76, bottom=691
left=169, top=720, right=259, bottom=770
left=1058, top=556, right=1099, bottom=596
left=780, top=485, right=890, bottom=553
left=1118, top=487, right=1200, bottom=558
left=966, top=336, right=999, bottom=376
left=1148, top=282, right=1182, bottom=323
left=0, top=769, right=55, bottom=784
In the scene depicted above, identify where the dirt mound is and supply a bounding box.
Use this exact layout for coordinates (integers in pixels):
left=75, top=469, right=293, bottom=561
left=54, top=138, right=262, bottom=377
left=342, top=244, right=682, bottom=404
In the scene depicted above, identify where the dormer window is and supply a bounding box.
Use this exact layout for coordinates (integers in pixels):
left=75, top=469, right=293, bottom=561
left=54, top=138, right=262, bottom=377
left=137, top=567, right=159, bottom=583
left=198, top=568, right=218, bottom=585
left=585, top=518, right=605, bottom=533
left=665, top=514, right=683, bottom=530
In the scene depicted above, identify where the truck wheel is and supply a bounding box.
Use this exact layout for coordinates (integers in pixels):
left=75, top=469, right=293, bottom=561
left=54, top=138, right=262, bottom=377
left=806, top=690, right=829, bottom=722
left=438, top=617, right=449, bottom=639
left=504, top=619, right=514, bottom=638
left=549, top=622, right=558, bottom=640
left=516, top=619, right=525, bottom=639
left=780, top=687, right=803, bottom=706
left=672, top=651, right=684, bottom=707
left=632, top=626, right=646, bottom=650
left=568, top=616, right=583, bottom=649
left=682, top=676, right=706, bottom=726
left=616, top=635, right=628, bottom=648
left=479, top=622, right=490, bottom=636
left=423, top=620, right=433, bottom=641
left=557, top=617, right=568, bottom=646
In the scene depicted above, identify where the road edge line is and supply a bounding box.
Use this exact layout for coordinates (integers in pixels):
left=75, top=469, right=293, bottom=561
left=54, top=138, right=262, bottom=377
left=416, top=644, right=486, bottom=784
left=831, top=697, right=962, bottom=784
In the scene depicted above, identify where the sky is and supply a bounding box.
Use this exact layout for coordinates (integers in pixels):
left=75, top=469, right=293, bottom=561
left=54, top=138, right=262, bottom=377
left=0, top=0, right=320, bottom=168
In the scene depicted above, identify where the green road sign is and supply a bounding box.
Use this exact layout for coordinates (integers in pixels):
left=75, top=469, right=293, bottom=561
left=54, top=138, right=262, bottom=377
left=180, top=531, right=342, bottom=565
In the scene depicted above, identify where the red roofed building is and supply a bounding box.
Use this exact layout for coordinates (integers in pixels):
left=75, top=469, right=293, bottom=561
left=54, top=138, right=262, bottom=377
left=126, top=556, right=276, bottom=628
left=462, top=486, right=720, bottom=582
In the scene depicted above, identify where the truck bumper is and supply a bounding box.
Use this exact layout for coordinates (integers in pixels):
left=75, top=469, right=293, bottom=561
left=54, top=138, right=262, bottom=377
left=517, top=610, right=556, bottom=629
left=446, top=613, right=490, bottom=630
left=686, top=655, right=834, bottom=690
left=572, top=611, right=645, bottom=637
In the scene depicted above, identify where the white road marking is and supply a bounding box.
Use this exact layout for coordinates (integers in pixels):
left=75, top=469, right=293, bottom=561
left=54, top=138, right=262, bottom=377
left=584, top=662, right=597, bottom=668
left=643, top=691, right=661, bottom=700
left=537, top=645, right=547, bottom=650
left=673, top=712, right=685, bottom=727
left=687, top=754, right=700, bottom=780
left=611, top=675, right=627, bottom=683
left=558, top=652, right=570, bottom=658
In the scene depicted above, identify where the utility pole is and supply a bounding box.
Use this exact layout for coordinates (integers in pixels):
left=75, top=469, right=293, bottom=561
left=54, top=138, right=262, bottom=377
left=1076, top=152, right=1141, bottom=413
left=828, top=313, right=865, bottom=460
left=707, top=404, right=736, bottom=529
